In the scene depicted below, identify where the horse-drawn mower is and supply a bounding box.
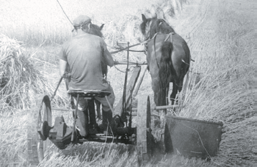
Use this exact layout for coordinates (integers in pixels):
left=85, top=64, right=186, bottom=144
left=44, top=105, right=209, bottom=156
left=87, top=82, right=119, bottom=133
left=29, top=39, right=223, bottom=165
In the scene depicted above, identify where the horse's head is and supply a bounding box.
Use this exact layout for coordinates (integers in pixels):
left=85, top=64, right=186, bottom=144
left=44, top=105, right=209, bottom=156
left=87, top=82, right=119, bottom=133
left=140, top=14, right=157, bottom=40
left=140, top=14, right=175, bottom=40
left=88, top=24, right=104, bottom=37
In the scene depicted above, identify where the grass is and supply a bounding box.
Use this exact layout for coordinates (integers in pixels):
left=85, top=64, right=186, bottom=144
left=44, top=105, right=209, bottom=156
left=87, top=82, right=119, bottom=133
left=0, top=0, right=188, bottom=46
left=0, top=110, right=34, bottom=166
left=176, top=0, right=257, bottom=166
left=1, top=0, right=256, bottom=166
left=0, top=35, right=70, bottom=111
left=0, top=34, right=50, bottom=110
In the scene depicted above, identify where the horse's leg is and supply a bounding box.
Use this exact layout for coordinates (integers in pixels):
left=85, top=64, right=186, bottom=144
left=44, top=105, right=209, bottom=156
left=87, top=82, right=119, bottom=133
left=95, top=100, right=101, bottom=120
left=177, top=64, right=189, bottom=94
left=178, top=78, right=184, bottom=92
left=170, top=82, right=178, bottom=105
left=88, top=99, right=96, bottom=126
left=170, top=61, right=188, bottom=105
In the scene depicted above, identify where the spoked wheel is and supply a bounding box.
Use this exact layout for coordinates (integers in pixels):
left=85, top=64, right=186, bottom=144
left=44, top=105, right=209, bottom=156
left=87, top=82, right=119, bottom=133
left=36, top=95, right=52, bottom=162
left=137, top=95, right=152, bottom=165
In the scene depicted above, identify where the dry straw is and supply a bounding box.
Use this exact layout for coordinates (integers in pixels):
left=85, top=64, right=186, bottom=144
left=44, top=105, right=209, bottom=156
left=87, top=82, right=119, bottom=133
left=175, top=3, right=257, bottom=166
left=0, top=34, right=52, bottom=110
left=0, top=110, right=35, bottom=166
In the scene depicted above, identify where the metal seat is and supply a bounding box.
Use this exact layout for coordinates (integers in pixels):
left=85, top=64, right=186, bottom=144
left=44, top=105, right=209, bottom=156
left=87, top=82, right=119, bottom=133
left=67, top=89, right=111, bottom=98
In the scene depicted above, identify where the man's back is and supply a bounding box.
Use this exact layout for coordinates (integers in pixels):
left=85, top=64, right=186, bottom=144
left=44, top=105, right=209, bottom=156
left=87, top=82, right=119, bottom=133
left=60, top=33, right=109, bottom=91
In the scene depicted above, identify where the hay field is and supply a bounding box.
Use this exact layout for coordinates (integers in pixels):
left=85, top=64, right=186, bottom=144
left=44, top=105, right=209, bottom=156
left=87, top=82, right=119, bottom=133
left=1, top=0, right=257, bottom=166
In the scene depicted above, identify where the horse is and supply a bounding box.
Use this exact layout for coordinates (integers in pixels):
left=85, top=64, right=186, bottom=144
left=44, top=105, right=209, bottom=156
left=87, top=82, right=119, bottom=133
left=140, top=14, right=190, bottom=107
left=89, top=24, right=104, bottom=37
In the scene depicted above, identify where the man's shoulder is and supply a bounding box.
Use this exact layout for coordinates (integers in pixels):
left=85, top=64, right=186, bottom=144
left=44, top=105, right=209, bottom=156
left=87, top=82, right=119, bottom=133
left=86, top=33, right=102, bottom=41
left=62, top=34, right=104, bottom=48
left=84, top=34, right=106, bottom=47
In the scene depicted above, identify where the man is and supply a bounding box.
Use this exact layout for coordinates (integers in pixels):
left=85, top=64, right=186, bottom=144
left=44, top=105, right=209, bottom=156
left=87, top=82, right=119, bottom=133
left=59, top=15, right=115, bottom=136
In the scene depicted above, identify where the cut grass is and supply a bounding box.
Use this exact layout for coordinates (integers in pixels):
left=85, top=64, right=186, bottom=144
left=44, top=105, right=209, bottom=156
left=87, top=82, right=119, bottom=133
left=0, top=34, right=49, bottom=110
left=176, top=0, right=257, bottom=166
left=0, top=35, right=68, bottom=110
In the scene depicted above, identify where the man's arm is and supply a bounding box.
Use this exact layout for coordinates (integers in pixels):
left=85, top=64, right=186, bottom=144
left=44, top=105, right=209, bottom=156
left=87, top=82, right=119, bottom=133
left=101, top=39, right=114, bottom=67
left=59, top=59, right=67, bottom=77
left=104, top=51, right=114, bottom=67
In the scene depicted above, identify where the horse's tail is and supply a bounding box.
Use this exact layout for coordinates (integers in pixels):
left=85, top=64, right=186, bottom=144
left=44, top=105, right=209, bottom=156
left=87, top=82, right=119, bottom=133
left=158, top=41, right=174, bottom=105
left=159, top=41, right=173, bottom=88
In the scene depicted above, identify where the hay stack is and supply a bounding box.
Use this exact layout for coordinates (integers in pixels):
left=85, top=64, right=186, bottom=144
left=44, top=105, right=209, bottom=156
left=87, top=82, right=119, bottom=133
left=0, top=34, right=48, bottom=110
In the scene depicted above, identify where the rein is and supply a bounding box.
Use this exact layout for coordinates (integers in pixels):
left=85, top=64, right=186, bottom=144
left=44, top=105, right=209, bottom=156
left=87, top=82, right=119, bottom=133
left=110, top=39, right=149, bottom=54
left=153, top=33, right=159, bottom=69
left=57, top=0, right=73, bottom=26
left=109, top=20, right=156, bottom=55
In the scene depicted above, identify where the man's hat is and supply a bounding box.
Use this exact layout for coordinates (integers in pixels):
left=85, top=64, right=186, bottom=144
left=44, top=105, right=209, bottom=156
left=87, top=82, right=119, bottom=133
left=73, top=15, right=91, bottom=27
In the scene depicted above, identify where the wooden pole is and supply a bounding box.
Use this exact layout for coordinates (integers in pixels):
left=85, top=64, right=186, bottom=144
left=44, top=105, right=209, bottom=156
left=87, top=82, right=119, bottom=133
left=132, top=66, right=148, bottom=98
left=132, top=104, right=182, bottom=111
left=121, top=42, right=130, bottom=123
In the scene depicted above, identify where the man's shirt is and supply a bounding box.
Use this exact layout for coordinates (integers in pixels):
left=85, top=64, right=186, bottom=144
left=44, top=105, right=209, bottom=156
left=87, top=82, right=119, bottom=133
left=59, top=33, right=113, bottom=91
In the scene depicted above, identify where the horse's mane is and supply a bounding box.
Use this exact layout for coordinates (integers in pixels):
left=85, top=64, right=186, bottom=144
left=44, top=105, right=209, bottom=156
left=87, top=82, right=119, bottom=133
left=140, top=15, right=175, bottom=39
left=157, top=19, right=175, bottom=34
left=88, top=24, right=104, bottom=37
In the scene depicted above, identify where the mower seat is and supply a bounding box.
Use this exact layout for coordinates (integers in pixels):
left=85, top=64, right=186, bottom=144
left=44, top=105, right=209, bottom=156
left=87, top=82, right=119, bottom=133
left=67, top=89, right=111, bottom=98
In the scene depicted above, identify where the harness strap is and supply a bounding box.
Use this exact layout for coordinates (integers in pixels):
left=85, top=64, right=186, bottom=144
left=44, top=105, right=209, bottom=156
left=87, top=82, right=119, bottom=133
left=164, top=32, right=175, bottom=42
left=153, top=33, right=159, bottom=69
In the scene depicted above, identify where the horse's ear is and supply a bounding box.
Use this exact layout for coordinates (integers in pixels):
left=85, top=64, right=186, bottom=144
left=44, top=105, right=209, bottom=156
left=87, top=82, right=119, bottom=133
left=142, top=14, right=147, bottom=22
left=100, top=24, right=104, bottom=30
